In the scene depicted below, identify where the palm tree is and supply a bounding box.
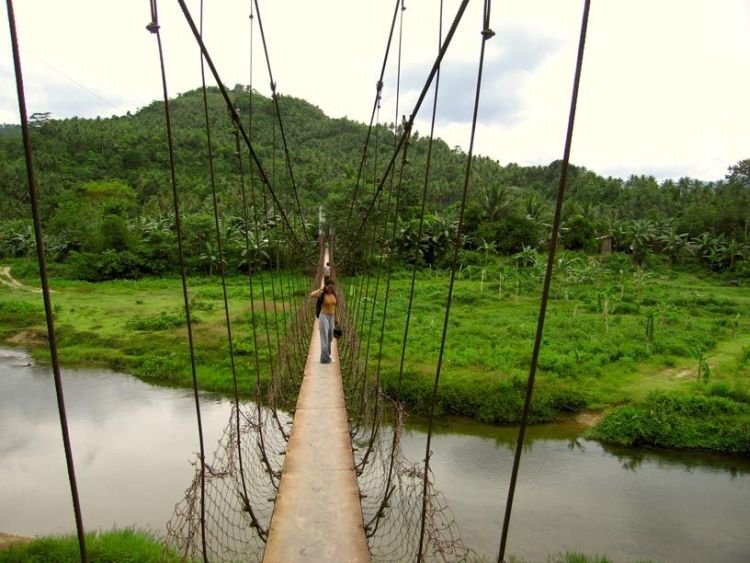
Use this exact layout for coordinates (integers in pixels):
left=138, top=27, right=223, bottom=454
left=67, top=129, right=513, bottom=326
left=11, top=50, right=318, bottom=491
left=512, top=244, right=537, bottom=268
left=657, top=226, right=692, bottom=264
left=481, top=184, right=519, bottom=222
left=624, top=219, right=657, bottom=265
left=199, top=240, right=222, bottom=276
left=724, top=238, right=748, bottom=270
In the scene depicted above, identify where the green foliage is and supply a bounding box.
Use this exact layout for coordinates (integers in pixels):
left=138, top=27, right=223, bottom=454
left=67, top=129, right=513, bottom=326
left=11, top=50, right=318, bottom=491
left=2, top=87, right=748, bottom=282
left=387, top=373, right=586, bottom=424
left=590, top=391, right=750, bottom=454
left=135, top=351, right=190, bottom=385
left=0, top=299, right=41, bottom=314
left=68, top=250, right=144, bottom=281
left=347, top=261, right=750, bottom=438
left=562, top=214, right=597, bottom=252
left=125, top=312, right=186, bottom=331
left=0, top=529, right=187, bottom=563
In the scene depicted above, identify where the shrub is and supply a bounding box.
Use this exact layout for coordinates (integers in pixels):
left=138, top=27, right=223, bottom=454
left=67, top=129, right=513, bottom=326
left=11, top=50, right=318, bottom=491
left=0, top=529, right=185, bottom=563
left=590, top=391, right=750, bottom=454
left=0, top=300, right=40, bottom=314
left=69, top=250, right=145, bottom=281
left=125, top=313, right=185, bottom=331
left=135, top=352, right=189, bottom=384
left=538, top=351, right=577, bottom=378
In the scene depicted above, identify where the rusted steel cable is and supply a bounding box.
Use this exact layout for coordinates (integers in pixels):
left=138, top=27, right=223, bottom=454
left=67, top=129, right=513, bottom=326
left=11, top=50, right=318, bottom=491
left=497, top=1, right=591, bottom=561
left=245, top=0, right=286, bottom=478
left=6, top=1, right=88, bottom=560
left=252, top=0, right=307, bottom=232
left=147, top=3, right=208, bottom=560
left=418, top=0, right=494, bottom=559
left=175, top=0, right=306, bottom=255
left=369, top=0, right=445, bottom=537
left=197, top=0, right=254, bottom=530
left=352, top=0, right=471, bottom=243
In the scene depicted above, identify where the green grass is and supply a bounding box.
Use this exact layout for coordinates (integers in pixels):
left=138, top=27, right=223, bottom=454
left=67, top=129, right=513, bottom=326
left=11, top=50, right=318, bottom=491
left=588, top=391, right=750, bottom=454
left=0, top=529, right=189, bottom=562
left=0, top=260, right=311, bottom=399
left=3, top=255, right=750, bottom=454
left=501, top=552, right=652, bottom=563
left=343, top=256, right=750, bottom=453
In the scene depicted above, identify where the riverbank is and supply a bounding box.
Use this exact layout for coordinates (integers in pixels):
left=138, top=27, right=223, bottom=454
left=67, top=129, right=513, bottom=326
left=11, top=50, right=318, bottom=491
left=0, top=534, right=29, bottom=551
left=1, top=260, right=749, bottom=455
left=2, top=356, right=749, bottom=561
left=0, top=530, right=184, bottom=562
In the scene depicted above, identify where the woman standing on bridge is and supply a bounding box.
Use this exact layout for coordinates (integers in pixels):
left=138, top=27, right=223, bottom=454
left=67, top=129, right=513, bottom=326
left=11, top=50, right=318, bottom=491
left=310, top=283, right=337, bottom=364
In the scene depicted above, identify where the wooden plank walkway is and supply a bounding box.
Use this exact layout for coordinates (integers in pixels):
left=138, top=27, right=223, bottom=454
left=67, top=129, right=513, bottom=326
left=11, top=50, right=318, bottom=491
left=262, top=295, right=370, bottom=561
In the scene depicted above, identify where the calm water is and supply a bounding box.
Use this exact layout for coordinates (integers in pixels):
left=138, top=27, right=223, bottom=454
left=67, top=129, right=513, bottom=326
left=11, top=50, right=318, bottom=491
left=2, top=347, right=749, bottom=561
left=400, top=419, right=750, bottom=562
left=0, top=347, right=232, bottom=538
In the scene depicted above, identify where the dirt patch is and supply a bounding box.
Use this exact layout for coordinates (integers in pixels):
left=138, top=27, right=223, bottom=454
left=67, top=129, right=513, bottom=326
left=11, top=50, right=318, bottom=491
left=673, top=368, right=696, bottom=380
left=0, top=266, right=43, bottom=293
left=7, top=329, right=47, bottom=346
left=0, top=532, right=31, bottom=550
left=573, top=411, right=605, bottom=427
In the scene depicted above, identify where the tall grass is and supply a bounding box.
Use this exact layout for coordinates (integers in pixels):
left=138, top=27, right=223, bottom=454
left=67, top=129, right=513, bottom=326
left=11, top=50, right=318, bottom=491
left=1, top=256, right=749, bottom=445
left=0, top=529, right=188, bottom=563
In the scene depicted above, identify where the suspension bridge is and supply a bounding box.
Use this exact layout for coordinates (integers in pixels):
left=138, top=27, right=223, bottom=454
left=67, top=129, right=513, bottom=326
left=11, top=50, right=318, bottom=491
left=263, top=249, right=369, bottom=562
left=4, top=0, right=592, bottom=561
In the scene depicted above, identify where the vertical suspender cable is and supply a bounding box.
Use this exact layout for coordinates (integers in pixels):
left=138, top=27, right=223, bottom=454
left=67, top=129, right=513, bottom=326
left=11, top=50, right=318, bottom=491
left=367, top=0, right=445, bottom=536
left=417, top=1, right=494, bottom=560
left=5, top=2, right=88, bottom=561
left=351, top=0, right=474, bottom=412
left=343, top=0, right=401, bottom=239
left=355, top=0, right=407, bottom=465
left=252, top=0, right=306, bottom=232
left=352, top=0, right=470, bottom=243
left=197, top=0, right=253, bottom=522
left=146, top=2, right=209, bottom=560
left=232, top=4, right=280, bottom=489
left=497, top=1, right=591, bottom=561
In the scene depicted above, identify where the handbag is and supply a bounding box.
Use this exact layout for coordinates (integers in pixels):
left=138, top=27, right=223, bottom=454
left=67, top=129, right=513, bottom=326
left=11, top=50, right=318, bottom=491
left=333, top=327, right=343, bottom=339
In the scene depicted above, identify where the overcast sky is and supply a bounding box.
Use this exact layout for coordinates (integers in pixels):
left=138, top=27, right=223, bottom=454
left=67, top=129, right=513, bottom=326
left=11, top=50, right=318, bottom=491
left=2, top=0, right=749, bottom=182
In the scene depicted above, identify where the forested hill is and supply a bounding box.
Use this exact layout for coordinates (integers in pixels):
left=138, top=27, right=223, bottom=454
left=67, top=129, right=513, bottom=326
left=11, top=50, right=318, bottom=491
left=0, top=85, right=748, bottom=278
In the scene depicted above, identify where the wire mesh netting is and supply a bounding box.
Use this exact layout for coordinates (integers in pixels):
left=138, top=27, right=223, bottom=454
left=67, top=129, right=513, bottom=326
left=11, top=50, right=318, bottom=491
left=164, top=284, right=473, bottom=562
left=164, top=403, right=289, bottom=561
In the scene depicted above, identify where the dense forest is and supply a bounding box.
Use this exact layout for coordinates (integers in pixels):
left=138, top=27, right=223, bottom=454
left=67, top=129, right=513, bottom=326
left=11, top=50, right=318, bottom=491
left=0, top=85, right=748, bottom=279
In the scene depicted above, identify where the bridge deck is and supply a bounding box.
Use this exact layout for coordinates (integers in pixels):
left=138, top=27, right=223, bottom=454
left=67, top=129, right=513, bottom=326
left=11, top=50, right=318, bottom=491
left=262, top=317, right=370, bottom=562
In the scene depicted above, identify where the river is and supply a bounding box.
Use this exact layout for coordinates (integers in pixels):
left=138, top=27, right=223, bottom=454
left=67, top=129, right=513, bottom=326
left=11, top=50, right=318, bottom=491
left=1, top=347, right=749, bottom=562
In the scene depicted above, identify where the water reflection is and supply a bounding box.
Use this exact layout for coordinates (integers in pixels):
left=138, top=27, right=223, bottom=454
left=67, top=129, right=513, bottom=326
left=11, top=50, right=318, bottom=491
left=401, top=415, right=750, bottom=562
left=2, top=348, right=749, bottom=562
left=0, top=348, right=234, bottom=538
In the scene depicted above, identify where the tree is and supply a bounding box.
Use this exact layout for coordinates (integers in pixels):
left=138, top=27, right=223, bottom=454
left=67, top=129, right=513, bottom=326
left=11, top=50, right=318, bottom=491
left=725, top=158, right=750, bottom=188
left=657, top=226, right=691, bottom=264
left=623, top=219, right=657, bottom=265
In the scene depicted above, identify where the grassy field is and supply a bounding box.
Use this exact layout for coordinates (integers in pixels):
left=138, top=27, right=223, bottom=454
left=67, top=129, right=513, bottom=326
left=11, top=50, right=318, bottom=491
left=345, top=253, right=750, bottom=453
left=0, top=259, right=311, bottom=398
left=2, top=254, right=749, bottom=454
left=0, top=529, right=187, bottom=562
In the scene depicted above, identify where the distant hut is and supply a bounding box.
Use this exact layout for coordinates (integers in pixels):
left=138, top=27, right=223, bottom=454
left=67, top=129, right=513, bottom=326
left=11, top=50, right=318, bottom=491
left=598, top=235, right=613, bottom=255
